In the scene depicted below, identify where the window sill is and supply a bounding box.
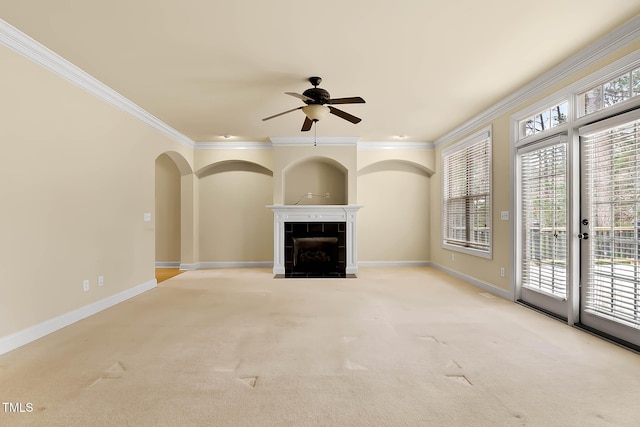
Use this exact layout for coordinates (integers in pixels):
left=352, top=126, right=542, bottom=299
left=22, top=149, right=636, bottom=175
left=442, top=243, right=492, bottom=259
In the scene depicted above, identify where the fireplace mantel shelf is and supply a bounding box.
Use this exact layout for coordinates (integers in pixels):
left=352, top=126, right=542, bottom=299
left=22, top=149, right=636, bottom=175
left=267, top=205, right=363, bottom=277
left=267, top=205, right=363, bottom=222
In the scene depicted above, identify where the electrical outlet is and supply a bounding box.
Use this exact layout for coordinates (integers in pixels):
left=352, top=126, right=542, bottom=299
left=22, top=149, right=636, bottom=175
left=307, top=192, right=312, bottom=199
left=98, top=275, right=104, bottom=287
left=500, top=267, right=505, bottom=277
left=325, top=192, right=330, bottom=198
left=83, top=280, right=90, bottom=292
left=451, top=253, right=455, bottom=262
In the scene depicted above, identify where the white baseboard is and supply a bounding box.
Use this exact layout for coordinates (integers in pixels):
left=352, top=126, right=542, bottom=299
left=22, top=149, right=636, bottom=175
left=179, top=262, right=272, bottom=270
left=198, top=261, right=273, bottom=269
left=429, top=262, right=512, bottom=300
left=183, top=261, right=428, bottom=270
left=0, top=279, right=157, bottom=356
left=155, top=261, right=180, bottom=268
left=358, top=261, right=432, bottom=267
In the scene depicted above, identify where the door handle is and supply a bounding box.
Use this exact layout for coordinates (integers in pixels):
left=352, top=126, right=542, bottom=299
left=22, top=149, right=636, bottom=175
left=578, top=232, right=589, bottom=240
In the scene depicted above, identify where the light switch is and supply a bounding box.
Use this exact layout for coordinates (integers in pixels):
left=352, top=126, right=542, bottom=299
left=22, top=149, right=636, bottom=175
left=500, top=211, right=509, bottom=221
left=144, top=213, right=152, bottom=222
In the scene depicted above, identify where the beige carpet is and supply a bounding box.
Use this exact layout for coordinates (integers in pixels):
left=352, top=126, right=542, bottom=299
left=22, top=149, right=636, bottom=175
left=1, top=266, right=640, bottom=426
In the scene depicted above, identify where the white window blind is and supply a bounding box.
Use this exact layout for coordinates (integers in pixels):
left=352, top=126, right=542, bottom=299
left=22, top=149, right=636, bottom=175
left=442, top=132, right=491, bottom=255
left=520, top=140, right=567, bottom=299
left=581, top=115, right=640, bottom=329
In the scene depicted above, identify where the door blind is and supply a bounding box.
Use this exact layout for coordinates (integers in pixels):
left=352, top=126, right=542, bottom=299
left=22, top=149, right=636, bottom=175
left=581, top=118, right=640, bottom=329
left=520, top=141, right=568, bottom=298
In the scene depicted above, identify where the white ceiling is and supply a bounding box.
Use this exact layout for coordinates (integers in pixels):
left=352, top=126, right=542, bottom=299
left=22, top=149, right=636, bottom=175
left=2, top=1, right=640, bottom=143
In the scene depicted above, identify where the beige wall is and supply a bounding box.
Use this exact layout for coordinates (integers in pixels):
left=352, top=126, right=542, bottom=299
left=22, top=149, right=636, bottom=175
left=0, top=45, right=191, bottom=338
left=155, top=154, right=181, bottom=263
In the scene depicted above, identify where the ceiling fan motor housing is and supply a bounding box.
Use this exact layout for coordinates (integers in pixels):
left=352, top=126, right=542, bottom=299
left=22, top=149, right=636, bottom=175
left=302, top=87, right=331, bottom=105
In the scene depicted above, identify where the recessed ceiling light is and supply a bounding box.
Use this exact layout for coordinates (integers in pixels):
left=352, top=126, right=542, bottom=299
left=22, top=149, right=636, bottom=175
left=395, top=135, right=408, bottom=139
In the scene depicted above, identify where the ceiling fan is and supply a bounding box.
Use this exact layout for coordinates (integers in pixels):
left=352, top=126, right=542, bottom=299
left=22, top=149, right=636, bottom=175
left=262, top=76, right=365, bottom=131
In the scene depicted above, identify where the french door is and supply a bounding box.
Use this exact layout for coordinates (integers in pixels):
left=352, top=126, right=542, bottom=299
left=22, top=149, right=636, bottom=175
left=517, top=136, right=569, bottom=318
left=579, top=110, right=640, bottom=348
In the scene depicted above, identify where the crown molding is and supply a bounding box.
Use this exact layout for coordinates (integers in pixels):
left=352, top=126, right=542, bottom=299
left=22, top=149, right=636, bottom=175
left=194, top=139, right=436, bottom=150
left=194, top=141, right=273, bottom=150
left=0, top=19, right=195, bottom=149
left=269, top=136, right=359, bottom=146
left=435, top=14, right=640, bottom=148
left=357, top=141, right=434, bottom=150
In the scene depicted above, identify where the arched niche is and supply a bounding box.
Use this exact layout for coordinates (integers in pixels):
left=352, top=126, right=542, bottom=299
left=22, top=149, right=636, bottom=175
left=283, top=156, right=347, bottom=205
left=197, top=159, right=274, bottom=263
left=356, top=158, right=432, bottom=262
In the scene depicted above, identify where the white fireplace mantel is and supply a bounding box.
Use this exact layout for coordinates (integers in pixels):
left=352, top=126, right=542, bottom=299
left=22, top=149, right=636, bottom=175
left=267, top=205, right=363, bottom=277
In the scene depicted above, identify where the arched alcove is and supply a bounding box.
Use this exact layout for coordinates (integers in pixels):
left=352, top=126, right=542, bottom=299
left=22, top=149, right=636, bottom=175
left=283, top=156, right=347, bottom=205
left=197, top=160, right=273, bottom=263
left=357, top=159, right=432, bottom=262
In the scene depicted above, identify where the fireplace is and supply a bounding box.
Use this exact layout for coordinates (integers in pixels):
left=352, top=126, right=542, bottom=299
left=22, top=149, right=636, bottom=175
left=267, top=205, right=363, bottom=277
left=286, top=222, right=345, bottom=277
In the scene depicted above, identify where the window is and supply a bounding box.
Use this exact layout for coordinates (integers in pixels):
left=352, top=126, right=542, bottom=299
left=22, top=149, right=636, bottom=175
left=520, top=101, right=568, bottom=138
left=577, top=66, right=640, bottom=116
left=442, top=128, right=492, bottom=258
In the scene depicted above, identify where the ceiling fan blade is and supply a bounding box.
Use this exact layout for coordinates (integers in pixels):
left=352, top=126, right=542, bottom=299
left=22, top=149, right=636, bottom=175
left=329, top=96, right=365, bottom=105
left=286, top=92, right=314, bottom=102
left=262, top=106, right=302, bottom=121
left=301, top=116, right=313, bottom=131
left=328, top=106, right=362, bottom=124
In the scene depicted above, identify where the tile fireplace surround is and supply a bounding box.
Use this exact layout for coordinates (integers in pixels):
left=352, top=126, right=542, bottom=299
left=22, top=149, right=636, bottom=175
left=267, top=205, right=363, bottom=277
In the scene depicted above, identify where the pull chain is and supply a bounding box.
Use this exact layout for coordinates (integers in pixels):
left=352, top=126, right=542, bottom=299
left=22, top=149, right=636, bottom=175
left=314, top=120, right=317, bottom=146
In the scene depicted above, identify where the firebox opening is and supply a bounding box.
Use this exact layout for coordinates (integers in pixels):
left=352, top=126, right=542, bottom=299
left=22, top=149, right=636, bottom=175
left=285, top=222, right=346, bottom=278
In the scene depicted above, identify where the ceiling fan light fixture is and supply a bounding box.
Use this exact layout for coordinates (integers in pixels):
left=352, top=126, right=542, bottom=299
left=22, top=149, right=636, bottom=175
left=302, top=104, right=330, bottom=121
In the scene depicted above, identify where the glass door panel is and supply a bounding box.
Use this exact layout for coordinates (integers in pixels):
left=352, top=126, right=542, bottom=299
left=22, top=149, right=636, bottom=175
left=580, top=112, right=640, bottom=347
left=517, top=137, right=568, bottom=317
